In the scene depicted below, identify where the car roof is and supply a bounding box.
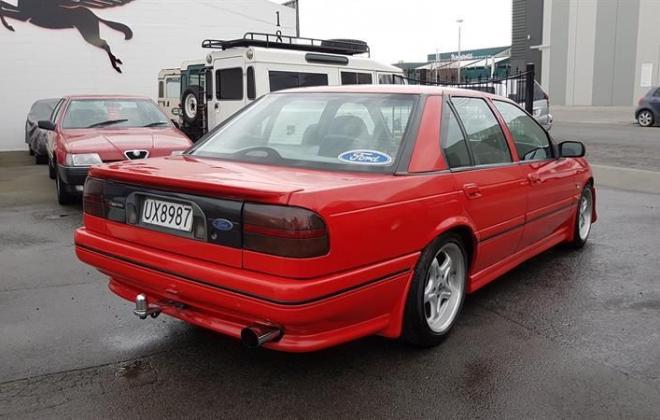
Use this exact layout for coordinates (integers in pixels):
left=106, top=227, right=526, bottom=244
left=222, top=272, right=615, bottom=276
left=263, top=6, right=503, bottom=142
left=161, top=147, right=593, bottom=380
left=274, top=84, right=509, bottom=101
left=63, top=95, right=153, bottom=101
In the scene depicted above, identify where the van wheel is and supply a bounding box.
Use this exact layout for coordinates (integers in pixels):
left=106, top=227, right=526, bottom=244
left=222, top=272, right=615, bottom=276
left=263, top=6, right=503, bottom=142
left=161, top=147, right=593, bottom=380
left=55, top=165, right=75, bottom=205
left=181, top=86, right=204, bottom=125
left=403, top=233, right=468, bottom=347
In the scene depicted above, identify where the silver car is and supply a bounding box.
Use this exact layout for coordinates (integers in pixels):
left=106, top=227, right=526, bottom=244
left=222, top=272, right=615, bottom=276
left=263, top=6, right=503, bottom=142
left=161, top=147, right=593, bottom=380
left=532, top=81, right=553, bottom=131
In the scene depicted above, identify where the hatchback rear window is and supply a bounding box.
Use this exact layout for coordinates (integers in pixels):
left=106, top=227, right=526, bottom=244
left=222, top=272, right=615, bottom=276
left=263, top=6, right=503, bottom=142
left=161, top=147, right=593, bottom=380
left=191, top=93, right=418, bottom=173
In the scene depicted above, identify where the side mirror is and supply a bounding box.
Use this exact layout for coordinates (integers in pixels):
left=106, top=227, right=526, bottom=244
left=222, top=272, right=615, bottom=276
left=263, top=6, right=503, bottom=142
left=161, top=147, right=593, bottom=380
left=559, top=141, right=585, bottom=158
left=38, top=120, right=57, bottom=131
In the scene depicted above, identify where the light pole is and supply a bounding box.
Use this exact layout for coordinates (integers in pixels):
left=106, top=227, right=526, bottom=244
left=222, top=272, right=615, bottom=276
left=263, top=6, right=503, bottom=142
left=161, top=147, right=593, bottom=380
left=456, top=19, right=463, bottom=82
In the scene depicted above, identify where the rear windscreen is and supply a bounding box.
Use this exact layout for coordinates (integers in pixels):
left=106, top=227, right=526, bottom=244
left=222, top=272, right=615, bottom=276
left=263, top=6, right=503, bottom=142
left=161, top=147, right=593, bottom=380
left=191, top=93, right=418, bottom=173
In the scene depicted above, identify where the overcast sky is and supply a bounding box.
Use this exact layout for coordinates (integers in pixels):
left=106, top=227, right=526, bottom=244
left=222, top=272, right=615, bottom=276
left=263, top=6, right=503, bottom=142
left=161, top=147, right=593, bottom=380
left=276, top=0, right=512, bottom=64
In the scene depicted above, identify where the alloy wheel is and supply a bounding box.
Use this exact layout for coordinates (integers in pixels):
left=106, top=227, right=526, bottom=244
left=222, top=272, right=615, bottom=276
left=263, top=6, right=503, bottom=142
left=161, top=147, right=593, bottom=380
left=423, top=243, right=465, bottom=333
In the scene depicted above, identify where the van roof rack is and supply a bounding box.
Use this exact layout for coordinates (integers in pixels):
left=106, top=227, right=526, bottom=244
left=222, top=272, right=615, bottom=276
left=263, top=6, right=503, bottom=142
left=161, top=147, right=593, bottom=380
left=202, top=32, right=370, bottom=56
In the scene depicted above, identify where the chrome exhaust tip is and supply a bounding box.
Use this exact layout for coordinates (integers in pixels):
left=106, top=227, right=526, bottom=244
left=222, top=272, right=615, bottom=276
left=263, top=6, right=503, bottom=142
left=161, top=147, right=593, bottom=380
left=133, top=293, right=162, bottom=320
left=241, top=325, right=282, bottom=348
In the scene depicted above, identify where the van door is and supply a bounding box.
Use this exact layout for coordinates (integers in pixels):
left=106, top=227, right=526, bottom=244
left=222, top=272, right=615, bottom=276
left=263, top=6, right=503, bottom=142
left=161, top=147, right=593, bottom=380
left=207, top=57, right=247, bottom=130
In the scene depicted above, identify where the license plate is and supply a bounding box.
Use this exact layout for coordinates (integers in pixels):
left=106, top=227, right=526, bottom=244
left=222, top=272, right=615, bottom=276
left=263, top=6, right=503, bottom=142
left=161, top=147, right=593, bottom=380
left=141, top=198, right=193, bottom=232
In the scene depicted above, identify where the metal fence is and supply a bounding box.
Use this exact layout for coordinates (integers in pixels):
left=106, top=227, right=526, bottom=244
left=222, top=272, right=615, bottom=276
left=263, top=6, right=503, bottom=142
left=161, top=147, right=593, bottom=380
left=405, top=64, right=537, bottom=114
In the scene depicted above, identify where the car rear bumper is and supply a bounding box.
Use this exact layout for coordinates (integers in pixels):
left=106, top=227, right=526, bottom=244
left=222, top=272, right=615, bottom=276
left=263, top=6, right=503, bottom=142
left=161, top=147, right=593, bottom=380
left=74, top=227, right=417, bottom=352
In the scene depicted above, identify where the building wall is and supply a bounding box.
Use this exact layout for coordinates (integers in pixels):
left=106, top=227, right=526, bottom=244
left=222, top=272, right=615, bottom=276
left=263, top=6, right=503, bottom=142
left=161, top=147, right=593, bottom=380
left=543, top=0, right=657, bottom=106
left=0, top=0, right=295, bottom=151
left=510, top=0, right=543, bottom=79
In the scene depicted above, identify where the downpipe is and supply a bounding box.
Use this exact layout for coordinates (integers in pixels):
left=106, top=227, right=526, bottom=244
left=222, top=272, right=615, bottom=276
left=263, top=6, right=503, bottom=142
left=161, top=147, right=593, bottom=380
left=241, top=325, right=283, bottom=348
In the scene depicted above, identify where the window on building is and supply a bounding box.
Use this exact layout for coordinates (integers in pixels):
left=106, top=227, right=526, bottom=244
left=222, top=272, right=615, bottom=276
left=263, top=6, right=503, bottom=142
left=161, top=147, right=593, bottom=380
left=451, top=97, right=511, bottom=165
left=341, top=72, right=373, bottom=85
left=493, top=100, right=552, bottom=161
left=269, top=71, right=329, bottom=92
left=216, top=68, right=243, bottom=100
left=442, top=108, right=472, bottom=168
left=247, top=66, right=256, bottom=100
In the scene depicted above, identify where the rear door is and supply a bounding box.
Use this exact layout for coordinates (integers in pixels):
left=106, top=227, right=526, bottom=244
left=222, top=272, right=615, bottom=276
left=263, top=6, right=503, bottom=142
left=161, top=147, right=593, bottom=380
left=208, top=57, right=246, bottom=130
left=446, top=96, right=527, bottom=273
left=492, top=100, right=580, bottom=248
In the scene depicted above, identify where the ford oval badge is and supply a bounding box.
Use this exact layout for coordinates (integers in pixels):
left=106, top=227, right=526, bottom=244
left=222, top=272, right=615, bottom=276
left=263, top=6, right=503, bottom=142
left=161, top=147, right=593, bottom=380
left=337, top=150, right=393, bottom=165
left=212, top=218, right=234, bottom=232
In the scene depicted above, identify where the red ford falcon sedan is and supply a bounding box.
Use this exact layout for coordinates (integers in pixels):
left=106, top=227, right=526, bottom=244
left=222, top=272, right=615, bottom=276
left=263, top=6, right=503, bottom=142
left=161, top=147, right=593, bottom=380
left=39, top=95, right=192, bottom=204
left=74, top=86, right=596, bottom=352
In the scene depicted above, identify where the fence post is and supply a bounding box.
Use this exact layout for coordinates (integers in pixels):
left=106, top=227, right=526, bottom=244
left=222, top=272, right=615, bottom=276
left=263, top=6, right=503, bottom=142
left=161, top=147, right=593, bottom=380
left=525, top=63, right=535, bottom=114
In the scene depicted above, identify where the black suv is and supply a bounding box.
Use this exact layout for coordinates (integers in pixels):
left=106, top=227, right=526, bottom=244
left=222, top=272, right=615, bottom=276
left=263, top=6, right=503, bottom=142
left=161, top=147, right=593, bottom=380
left=635, top=87, right=660, bottom=127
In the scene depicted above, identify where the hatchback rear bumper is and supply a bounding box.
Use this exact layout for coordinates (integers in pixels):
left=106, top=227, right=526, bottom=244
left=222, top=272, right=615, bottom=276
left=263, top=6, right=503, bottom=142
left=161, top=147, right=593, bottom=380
left=75, top=227, right=416, bottom=352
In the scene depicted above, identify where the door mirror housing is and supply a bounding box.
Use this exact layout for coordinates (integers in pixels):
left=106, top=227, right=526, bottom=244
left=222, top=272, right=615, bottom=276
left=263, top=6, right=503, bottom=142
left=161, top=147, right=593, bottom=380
left=559, top=141, right=586, bottom=158
left=38, top=120, right=57, bottom=131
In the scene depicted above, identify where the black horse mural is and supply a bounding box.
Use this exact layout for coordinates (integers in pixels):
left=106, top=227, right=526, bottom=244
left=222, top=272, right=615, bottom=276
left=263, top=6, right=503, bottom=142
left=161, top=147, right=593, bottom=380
left=0, top=0, right=135, bottom=73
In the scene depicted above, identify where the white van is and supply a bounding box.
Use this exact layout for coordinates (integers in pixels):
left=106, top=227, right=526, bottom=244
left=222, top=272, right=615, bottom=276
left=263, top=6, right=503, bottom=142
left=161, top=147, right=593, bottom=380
left=157, top=68, right=181, bottom=121
left=167, top=33, right=405, bottom=141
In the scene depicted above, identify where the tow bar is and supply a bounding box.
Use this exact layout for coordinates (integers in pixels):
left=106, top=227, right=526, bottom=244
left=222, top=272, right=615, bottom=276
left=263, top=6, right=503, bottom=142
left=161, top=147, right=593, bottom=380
left=133, top=293, right=185, bottom=320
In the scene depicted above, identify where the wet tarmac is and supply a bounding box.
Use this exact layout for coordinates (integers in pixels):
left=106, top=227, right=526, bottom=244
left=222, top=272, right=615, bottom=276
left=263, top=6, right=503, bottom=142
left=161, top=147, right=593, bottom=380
left=1, top=163, right=659, bottom=418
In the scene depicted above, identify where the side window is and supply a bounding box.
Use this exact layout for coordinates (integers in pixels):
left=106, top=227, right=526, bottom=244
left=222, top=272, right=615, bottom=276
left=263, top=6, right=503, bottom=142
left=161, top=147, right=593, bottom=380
left=158, top=81, right=164, bottom=98
left=654, top=88, right=660, bottom=97
left=493, top=101, right=552, bottom=161
left=269, top=71, right=329, bottom=92
left=341, top=72, right=373, bottom=85
left=442, top=108, right=472, bottom=168
left=451, top=97, right=512, bottom=165
left=247, top=66, right=256, bottom=100
left=335, top=102, right=375, bottom=136
left=268, top=100, right=327, bottom=145
left=216, top=68, right=243, bottom=100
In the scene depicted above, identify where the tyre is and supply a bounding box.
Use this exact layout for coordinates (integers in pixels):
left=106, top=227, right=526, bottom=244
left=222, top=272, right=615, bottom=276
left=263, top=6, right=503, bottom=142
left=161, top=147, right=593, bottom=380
left=403, top=233, right=468, bottom=347
left=35, top=153, right=48, bottom=165
left=181, top=86, right=204, bottom=126
left=55, top=164, right=75, bottom=205
left=637, top=110, right=654, bottom=127
left=569, top=184, right=594, bottom=248
left=48, top=156, right=56, bottom=179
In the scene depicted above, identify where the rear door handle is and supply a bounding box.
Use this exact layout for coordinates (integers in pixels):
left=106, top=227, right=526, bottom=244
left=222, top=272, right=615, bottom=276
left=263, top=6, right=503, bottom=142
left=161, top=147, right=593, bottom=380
left=463, top=183, right=482, bottom=199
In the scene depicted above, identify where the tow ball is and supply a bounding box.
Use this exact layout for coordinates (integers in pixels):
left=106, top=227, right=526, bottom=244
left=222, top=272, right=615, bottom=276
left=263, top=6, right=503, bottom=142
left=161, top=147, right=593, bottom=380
left=133, top=293, right=185, bottom=320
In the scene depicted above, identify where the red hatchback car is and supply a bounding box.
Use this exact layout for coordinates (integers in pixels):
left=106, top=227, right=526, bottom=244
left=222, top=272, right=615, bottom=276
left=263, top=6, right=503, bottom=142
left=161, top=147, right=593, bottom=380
left=39, top=95, right=192, bottom=204
left=75, top=86, right=596, bottom=352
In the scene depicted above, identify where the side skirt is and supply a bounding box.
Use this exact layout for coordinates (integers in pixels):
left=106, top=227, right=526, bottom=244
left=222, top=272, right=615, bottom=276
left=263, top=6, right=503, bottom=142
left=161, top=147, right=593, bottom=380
left=468, top=227, right=570, bottom=293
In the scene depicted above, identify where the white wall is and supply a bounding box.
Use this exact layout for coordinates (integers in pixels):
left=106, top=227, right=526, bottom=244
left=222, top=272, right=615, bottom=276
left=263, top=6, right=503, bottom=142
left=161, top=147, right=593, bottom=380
left=634, top=0, right=660, bottom=101
left=0, top=0, right=295, bottom=151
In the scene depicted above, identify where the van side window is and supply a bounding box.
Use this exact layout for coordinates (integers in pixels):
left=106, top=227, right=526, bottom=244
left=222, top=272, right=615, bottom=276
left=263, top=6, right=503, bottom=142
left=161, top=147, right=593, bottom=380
left=216, top=68, right=243, bottom=100
left=247, top=67, right=256, bottom=100
left=341, top=72, right=373, bottom=85
left=451, top=97, right=512, bottom=166
left=158, top=81, right=164, bottom=98
left=269, top=71, right=328, bottom=92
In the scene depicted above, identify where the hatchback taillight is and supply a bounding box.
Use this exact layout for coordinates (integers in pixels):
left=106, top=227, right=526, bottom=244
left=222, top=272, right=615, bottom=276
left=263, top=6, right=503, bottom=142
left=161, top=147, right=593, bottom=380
left=243, top=203, right=329, bottom=258
left=83, top=178, right=105, bottom=218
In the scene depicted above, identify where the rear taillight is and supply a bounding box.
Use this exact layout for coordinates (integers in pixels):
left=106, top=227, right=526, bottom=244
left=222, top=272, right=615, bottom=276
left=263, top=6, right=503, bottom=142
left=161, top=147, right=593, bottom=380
left=83, top=178, right=105, bottom=218
left=243, top=203, right=329, bottom=258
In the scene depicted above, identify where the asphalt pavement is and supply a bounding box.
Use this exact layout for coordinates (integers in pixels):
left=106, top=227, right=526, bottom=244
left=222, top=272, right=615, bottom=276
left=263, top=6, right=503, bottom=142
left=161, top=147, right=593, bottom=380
left=1, top=147, right=659, bottom=418
left=551, top=107, right=660, bottom=171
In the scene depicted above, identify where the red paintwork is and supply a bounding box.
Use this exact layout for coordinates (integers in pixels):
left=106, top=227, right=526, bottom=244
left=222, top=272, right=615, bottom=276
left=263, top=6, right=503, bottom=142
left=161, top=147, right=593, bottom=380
left=74, top=86, right=596, bottom=352
left=49, top=95, right=191, bottom=166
